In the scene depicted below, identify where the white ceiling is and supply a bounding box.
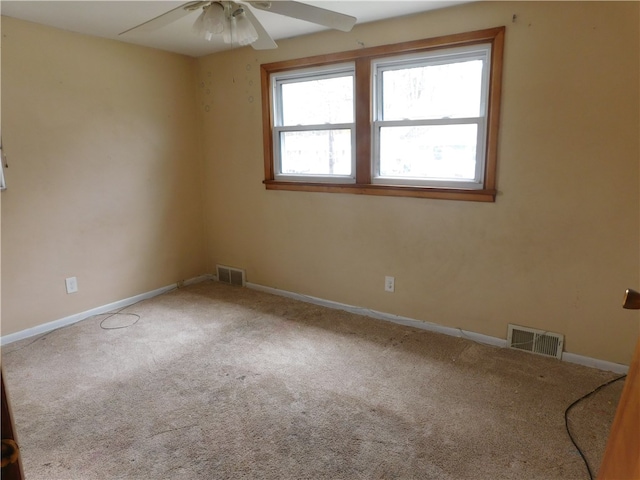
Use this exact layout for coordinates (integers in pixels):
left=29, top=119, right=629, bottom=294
left=1, top=1, right=468, bottom=57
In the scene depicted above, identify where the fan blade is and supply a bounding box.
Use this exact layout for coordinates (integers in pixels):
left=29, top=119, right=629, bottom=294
left=248, top=1, right=356, bottom=32
left=241, top=5, right=278, bottom=49
left=119, top=1, right=209, bottom=35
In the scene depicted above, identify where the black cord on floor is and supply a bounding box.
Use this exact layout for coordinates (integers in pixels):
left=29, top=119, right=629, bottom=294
left=3, top=309, right=142, bottom=353
left=564, top=374, right=627, bottom=480
left=98, top=310, right=141, bottom=330
left=4, top=287, right=181, bottom=353
left=97, top=287, right=180, bottom=329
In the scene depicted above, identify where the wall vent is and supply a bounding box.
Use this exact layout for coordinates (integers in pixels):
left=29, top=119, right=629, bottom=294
left=507, top=324, right=564, bottom=359
left=216, top=265, right=245, bottom=287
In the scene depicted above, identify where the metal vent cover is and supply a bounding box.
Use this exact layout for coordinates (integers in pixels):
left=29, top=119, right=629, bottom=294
left=507, top=324, right=564, bottom=359
left=216, top=265, right=245, bottom=287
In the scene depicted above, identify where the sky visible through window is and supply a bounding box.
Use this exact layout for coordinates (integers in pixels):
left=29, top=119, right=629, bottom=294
left=280, top=75, right=353, bottom=175
left=382, top=60, right=482, bottom=120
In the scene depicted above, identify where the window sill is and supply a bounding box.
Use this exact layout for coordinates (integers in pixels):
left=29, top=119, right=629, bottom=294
left=263, top=180, right=496, bottom=202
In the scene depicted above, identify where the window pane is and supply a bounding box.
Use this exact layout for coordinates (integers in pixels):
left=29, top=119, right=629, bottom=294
left=382, top=60, right=483, bottom=120
left=281, top=76, right=353, bottom=126
left=280, top=130, right=352, bottom=176
left=379, top=124, right=478, bottom=180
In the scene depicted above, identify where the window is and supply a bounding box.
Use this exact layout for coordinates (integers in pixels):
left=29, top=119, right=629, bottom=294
left=273, top=64, right=355, bottom=183
left=261, top=27, right=504, bottom=202
left=373, top=46, right=490, bottom=189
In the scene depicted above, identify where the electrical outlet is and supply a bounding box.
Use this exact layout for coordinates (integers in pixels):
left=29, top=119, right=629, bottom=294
left=384, top=276, right=395, bottom=292
left=65, top=276, right=78, bottom=294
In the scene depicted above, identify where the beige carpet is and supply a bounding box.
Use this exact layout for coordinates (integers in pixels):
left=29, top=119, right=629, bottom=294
left=1, top=281, right=624, bottom=479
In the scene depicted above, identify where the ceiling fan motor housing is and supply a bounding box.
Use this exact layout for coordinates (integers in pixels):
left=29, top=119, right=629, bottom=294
left=250, top=2, right=273, bottom=9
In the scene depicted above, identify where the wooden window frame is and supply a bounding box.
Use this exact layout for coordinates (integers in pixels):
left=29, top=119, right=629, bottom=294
left=261, top=27, right=505, bottom=202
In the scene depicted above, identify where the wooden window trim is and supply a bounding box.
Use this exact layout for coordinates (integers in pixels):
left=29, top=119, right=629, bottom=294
left=261, top=27, right=505, bottom=202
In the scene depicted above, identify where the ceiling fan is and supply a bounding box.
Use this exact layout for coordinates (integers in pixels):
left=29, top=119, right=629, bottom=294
left=119, top=1, right=357, bottom=50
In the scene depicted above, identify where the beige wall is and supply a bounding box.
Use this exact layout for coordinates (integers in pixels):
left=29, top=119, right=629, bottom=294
left=1, top=17, right=206, bottom=335
left=197, top=1, right=640, bottom=365
left=1, top=2, right=638, bottom=366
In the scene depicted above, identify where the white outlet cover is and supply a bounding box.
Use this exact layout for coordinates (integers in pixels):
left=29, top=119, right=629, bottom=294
left=385, top=276, right=395, bottom=292
left=65, top=276, right=78, bottom=294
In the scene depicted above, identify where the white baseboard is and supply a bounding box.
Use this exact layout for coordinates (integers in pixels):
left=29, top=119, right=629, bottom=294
left=246, top=282, right=629, bottom=374
left=182, top=274, right=214, bottom=286
left=246, top=282, right=506, bottom=349
left=1, top=274, right=211, bottom=346
left=561, top=352, right=628, bottom=375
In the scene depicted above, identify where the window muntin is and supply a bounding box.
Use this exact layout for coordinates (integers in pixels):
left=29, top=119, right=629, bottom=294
left=272, top=64, right=355, bottom=182
left=373, top=46, right=490, bottom=189
left=261, top=27, right=504, bottom=202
